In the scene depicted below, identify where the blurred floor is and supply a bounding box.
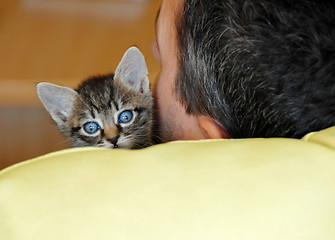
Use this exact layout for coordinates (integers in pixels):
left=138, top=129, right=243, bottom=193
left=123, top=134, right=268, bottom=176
left=0, top=0, right=161, bottom=169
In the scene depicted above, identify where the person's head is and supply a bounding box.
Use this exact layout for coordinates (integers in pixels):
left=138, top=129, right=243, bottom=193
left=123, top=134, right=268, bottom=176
left=154, top=0, right=335, bottom=142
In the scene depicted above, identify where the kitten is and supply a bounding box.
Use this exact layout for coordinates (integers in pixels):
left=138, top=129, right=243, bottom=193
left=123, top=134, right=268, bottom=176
left=36, top=47, right=153, bottom=149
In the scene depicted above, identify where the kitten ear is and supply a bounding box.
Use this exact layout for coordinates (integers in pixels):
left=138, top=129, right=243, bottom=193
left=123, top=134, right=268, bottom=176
left=36, top=82, right=78, bottom=126
left=114, top=46, right=150, bottom=93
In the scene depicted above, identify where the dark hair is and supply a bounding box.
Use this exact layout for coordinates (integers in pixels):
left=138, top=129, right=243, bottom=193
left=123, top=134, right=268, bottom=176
left=176, top=0, right=335, bottom=138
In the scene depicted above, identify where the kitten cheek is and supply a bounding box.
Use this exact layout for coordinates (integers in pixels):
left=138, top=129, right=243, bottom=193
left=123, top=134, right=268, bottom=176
left=117, top=137, right=131, bottom=149
left=101, top=144, right=113, bottom=149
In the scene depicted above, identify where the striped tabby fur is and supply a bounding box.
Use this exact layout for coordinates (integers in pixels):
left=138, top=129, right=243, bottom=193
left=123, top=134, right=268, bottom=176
left=37, top=47, right=153, bottom=149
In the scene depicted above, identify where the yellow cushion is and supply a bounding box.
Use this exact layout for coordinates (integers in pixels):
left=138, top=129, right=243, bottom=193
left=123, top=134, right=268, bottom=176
left=1, top=127, right=335, bottom=239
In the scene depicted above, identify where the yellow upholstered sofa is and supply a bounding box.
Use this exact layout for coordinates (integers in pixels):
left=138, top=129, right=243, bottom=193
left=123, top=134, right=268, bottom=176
left=1, top=127, right=335, bottom=239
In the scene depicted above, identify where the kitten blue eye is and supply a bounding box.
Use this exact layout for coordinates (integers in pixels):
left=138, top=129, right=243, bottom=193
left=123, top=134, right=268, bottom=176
left=119, top=110, right=133, bottom=123
left=83, top=122, right=100, bottom=134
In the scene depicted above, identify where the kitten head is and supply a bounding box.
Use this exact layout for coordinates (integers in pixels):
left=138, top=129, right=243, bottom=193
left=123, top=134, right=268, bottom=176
left=37, top=47, right=153, bottom=149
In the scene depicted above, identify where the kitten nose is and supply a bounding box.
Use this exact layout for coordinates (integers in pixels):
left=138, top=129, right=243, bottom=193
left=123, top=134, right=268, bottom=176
left=107, top=136, right=119, bottom=146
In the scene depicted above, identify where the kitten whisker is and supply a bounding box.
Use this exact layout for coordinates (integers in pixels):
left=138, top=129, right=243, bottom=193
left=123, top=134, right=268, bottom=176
left=56, top=137, right=72, bottom=148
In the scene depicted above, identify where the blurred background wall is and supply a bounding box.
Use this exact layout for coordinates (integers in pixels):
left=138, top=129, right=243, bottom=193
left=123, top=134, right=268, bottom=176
left=0, top=0, right=161, bottom=169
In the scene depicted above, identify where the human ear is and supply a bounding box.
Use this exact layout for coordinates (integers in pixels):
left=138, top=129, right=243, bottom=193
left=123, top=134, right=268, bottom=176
left=198, top=116, right=231, bottom=139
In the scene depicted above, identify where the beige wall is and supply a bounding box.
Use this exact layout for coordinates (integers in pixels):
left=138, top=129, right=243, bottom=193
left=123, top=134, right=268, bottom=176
left=0, top=0, right=161, bottom=169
